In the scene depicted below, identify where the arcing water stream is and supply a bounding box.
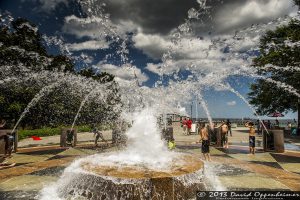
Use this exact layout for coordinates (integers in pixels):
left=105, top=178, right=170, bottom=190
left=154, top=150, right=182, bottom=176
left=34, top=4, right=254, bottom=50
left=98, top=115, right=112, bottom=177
left=0, top=0, right=299, bottom=199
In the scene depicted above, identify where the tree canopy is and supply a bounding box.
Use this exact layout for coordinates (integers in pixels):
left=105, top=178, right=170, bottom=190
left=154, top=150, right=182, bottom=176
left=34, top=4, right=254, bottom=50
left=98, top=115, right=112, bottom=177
left=0, top=17, right=122, bottom=129
left=248, top=18, right=300, bottom=123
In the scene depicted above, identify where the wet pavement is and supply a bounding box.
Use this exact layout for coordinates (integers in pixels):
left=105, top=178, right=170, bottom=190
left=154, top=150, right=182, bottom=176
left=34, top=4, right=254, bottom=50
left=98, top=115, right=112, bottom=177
left=0, top=126, right=300, bottom=199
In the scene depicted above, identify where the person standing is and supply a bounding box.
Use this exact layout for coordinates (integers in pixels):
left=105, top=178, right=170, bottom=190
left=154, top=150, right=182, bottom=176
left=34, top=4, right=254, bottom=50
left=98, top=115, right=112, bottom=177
left=92, top=127, right=106, bottom=147
left=197, top=123, right=211, bottom=161
left=219, top=121, right=229, bottom=148
left=182, top=118, right=187, bottom=135
left=245, top=121, right=256, bottom=155
left=226, top=119, right=232, bottom=136
left=186, top=118, right=193, bottom=135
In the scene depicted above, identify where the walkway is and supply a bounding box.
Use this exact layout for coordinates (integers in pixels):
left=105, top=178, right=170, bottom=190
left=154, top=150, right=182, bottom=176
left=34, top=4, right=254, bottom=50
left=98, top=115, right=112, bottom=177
left=173, top=125, right=300, bottom=191
left=0, top=126, right=299, bottom=199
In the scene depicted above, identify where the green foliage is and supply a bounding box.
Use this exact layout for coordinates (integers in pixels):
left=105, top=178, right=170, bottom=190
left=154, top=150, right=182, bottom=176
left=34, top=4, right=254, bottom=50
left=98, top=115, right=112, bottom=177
left=248, top=19, right=300, bottom=119
left=0, top=17, right=122, bottom=129
left=0, top=18, right=74, bottom=72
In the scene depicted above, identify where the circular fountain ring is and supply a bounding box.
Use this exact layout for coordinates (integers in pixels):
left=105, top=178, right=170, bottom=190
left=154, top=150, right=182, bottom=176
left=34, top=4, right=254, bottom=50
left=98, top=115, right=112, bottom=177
left=59, top=154, right=205, bottom=200
left=82, top=154, right=203, bottom=179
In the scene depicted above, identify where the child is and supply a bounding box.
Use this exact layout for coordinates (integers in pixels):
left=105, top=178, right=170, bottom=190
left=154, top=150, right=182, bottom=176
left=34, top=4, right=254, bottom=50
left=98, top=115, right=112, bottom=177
left=168, top=138, right=175, bottom=150
left=92, top=127, right=107, bottom=147
left=245, top=121, right=256, bottom=154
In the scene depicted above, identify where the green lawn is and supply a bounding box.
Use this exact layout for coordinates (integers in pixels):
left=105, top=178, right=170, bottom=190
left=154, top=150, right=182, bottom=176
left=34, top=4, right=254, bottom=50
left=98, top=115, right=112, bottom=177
left=18, top=125, right=92, bottom=140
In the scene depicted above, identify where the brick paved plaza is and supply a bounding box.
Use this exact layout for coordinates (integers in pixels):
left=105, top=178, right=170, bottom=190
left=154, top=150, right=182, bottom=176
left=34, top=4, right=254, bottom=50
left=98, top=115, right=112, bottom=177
left=0, top=124, right=300, bottom=199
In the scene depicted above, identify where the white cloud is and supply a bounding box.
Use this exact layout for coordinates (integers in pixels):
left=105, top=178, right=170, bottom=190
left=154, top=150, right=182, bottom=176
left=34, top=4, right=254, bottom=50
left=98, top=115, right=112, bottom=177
left=63, top=15, right=108, bottom=39
left=216, top=0, right=297, bottom=32
left=132, top=32, right=171, bottom=59
left=95, top=63, right=149, bottom=84
left=62, top=15, right=139, bottom=40
left=60, top=1, right=294, bottom=80
left=67, top=40, right=110, bottom=51
left=142, top=34, right=252, bottom=76
left=228, top=35, right=260, bottom=52
left=58, top=0, right=296, bottom=95
left=145, top=63, right=162, bottom=74
left=227, top=101, right=236, bottom=106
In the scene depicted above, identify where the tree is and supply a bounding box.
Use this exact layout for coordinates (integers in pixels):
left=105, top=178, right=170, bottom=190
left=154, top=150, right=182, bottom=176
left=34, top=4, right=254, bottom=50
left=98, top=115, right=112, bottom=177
left=0, top=17, right=122, bottom=129
left=248, top=18, right=300, bottom=124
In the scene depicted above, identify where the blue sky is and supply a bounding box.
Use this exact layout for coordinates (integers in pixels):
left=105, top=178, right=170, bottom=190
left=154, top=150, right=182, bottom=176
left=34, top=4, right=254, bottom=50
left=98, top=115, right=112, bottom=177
left=0, top=0, right=298, bottom=119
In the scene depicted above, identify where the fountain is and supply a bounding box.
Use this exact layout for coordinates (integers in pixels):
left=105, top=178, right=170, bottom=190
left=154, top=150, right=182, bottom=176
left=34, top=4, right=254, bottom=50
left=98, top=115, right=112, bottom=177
left=0, top=1, right=299, bottom=199
left=40, top=109, right=205, bottom=200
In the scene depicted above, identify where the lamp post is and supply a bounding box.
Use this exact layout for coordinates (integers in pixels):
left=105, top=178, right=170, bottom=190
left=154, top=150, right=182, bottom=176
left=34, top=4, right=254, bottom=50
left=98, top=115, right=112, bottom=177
left=195, top=100, right=198, bottom=121
left=191, top=103, right=193, bottom=120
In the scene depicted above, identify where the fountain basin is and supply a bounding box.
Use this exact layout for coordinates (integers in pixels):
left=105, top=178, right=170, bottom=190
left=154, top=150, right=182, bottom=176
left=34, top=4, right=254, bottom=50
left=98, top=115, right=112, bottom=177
left=58, top=154, right=205, bottom=200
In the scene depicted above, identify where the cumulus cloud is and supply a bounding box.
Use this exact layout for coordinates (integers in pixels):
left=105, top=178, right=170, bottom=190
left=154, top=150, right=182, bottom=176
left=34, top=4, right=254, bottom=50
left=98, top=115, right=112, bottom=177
left=61, top=0, right=297, bottom=61
left=66, top=40, right=109, bottom=51
left=227, top=101, right=237, bottom=106
left=78, top=0, right=298, bottom=36
left=133, top=32, right=172, bottom=59
left=81, top=0, right=199, bottom=35
left=62, top=15, right=111, bottom=39
left=95, top=63, right=149, bottom=84
left=62, top=14, right=140, bottom=42
left=215, top=0, right=297, bottom=33
left=59, top=0, right=297, bottom=82
left=146, top=63, right=162, bottom=74
left=143, top=34, right=252, bottom=76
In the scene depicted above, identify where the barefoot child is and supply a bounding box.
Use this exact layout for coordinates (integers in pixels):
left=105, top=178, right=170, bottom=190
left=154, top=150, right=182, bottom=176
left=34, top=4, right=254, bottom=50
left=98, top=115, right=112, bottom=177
left=245, top=121, right=256, bottom=154
left=92, top=127, right=107, bottom=147
left=198, top=123, right=211, bottom=161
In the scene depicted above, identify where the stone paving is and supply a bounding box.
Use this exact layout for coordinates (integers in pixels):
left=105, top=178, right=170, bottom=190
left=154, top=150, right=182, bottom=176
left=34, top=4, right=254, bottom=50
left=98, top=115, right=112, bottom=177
left=0, top=125, right=300, bottom=199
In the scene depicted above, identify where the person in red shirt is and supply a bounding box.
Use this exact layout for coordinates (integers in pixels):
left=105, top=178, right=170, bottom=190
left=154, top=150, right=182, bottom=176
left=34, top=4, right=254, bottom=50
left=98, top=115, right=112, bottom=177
left=182, top=118, right=187, bottom=135
left=186, top=118, right=193, bottom=135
